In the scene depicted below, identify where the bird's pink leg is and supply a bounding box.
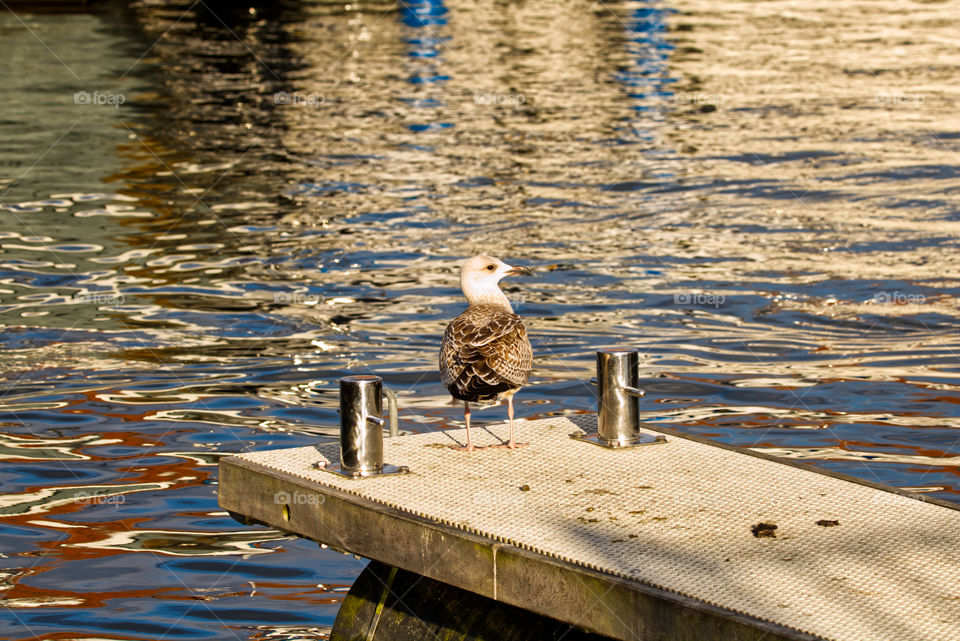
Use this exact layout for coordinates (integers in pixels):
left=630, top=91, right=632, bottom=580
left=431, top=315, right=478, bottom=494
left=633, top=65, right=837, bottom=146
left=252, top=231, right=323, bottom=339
left=465, top=402, right=474, bottom=451
left=491, top=392, right=528, bottom=449
left=452, top=401, right=482, bottom=451
left=505, top=394, right=527, bottom=449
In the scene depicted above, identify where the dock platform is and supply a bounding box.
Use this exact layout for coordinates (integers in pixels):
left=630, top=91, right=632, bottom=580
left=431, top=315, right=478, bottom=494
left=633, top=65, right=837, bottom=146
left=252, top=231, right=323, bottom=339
left=218, top=415, right=960, bottom=641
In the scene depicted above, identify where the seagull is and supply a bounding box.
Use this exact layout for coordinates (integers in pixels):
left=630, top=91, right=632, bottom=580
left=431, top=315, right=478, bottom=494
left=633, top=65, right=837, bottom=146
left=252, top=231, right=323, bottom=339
left=440, top=255, right=533, bottom=451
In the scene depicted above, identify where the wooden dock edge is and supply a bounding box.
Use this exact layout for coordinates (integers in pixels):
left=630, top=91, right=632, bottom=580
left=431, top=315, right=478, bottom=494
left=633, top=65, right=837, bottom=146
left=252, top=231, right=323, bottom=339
left=218, top=455, right=822, bottom=641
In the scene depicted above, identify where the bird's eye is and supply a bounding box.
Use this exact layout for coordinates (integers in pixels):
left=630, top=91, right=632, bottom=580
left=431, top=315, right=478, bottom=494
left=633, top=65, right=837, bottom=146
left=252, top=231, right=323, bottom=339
left=486, top=264, right=496, bottom=271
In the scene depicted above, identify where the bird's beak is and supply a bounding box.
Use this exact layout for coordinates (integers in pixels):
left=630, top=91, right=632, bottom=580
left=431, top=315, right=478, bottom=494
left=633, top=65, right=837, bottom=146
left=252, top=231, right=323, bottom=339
left=506, top=264, right=534, bottom=277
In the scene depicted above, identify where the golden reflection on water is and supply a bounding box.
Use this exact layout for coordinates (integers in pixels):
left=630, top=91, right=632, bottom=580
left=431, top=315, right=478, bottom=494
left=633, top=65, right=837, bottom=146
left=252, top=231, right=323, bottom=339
left=0, top=0, right=959, bottom=637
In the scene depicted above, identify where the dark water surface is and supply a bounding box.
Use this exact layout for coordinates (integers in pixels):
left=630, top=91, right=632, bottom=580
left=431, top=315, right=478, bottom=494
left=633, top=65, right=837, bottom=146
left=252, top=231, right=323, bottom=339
left=1, top=0, right=959, bottom=638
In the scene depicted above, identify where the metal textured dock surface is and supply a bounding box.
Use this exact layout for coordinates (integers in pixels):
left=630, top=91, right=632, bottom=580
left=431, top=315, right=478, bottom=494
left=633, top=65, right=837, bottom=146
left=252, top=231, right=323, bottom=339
left=218, top=415, right=960, bottom=641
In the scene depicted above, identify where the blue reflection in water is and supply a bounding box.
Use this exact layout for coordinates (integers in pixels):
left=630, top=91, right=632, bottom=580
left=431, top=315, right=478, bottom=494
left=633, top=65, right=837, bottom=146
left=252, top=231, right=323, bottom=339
left=614, top=2, right=675, bottom=141
left=400, top=0, right=448, bottom=29
left=400, top=0, right=453, bottom=131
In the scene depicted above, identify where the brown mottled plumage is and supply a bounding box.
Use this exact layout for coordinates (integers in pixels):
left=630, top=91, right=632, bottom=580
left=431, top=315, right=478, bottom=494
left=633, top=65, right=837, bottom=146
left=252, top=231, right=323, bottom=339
left=441, top=304, right=532, bottom=402
left=440, top=256, right=533, bottom=451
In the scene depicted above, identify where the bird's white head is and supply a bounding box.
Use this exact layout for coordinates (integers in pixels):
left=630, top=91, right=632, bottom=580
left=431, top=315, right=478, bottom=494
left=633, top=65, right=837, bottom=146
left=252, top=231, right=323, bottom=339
left=460, top=255, right=532, bottom=311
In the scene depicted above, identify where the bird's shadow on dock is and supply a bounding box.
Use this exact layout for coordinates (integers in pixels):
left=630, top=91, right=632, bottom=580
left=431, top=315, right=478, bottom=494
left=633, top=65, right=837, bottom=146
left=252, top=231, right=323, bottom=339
left=438, top=424, right=510, bottom=449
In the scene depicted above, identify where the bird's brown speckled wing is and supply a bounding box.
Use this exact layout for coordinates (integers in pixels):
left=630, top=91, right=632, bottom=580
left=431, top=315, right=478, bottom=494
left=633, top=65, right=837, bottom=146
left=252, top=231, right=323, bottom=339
left=440, top=304, right=533, bottom=403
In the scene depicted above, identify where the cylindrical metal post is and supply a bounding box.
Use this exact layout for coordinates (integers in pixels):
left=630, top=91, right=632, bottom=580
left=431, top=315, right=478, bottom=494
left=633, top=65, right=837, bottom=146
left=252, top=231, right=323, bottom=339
left=596, top=348, right=640, bottom=445
left=339, top=375, right=384, bottom=476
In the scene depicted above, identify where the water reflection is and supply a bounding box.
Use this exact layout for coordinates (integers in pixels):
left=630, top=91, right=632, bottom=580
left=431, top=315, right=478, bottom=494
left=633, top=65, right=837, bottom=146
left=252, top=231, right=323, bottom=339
left=615, top=2, right=674, bottom=140
left=1, top=0, right=959, bottom=638
left=401, top=0, right=452, bottom=135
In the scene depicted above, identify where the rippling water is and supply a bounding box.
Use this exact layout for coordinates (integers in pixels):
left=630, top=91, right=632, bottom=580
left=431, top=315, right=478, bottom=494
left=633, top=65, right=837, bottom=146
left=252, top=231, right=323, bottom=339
left=1, top=0, right=959, bottom=638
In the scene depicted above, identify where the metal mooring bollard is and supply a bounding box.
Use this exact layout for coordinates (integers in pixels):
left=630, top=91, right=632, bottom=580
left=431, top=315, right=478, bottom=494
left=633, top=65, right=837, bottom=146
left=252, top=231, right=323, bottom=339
left=321, top=375, right=409, bottom=478
left=571, top=348, right=667, bottom=448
